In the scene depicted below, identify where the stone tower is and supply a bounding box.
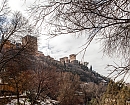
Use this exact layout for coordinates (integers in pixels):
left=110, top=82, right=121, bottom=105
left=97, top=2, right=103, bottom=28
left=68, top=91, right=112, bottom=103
left=63, top=57, right=69, bottom=63
left=22, top=35, right=37, bottom=54
left=69, top=54, right=76, bottom=62
left=60, top=58, right=65, bottom=64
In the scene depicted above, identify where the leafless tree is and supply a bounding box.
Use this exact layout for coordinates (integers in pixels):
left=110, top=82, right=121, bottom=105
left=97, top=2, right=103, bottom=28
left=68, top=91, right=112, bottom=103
left=26, top=65, right=59, bottom=105
left=57, top=72, right=82, bottom=105
left=81, top=82, right=106, bottom=105
left=28, top=0, right=130, bottom=79
left=0, top=1, right=38, bottom=104
left=1, top=63, right=30, bottom=105
left=0, top=0, right=10, bottom=16
left=0, top=0, right=37, bottom=71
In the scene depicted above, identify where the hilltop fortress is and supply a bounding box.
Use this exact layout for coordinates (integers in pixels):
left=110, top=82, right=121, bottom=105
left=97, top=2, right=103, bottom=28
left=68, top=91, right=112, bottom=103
left=59, top=54, right=80, bottom=65
left=2, top=35, right=38, bottom=54
left=0, top=35, right=109, bottom=84
left=2, top=35, right=89, bottom=66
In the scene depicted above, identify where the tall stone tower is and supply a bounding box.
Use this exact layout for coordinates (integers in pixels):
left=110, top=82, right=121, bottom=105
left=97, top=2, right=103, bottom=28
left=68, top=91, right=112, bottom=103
left=69, top=54, right=76, bottom=62
left=22, top=35, right=37, bottom=54
left=64, top=57, right=69, bottom=63
left=60, top=58, right=65, bottom=64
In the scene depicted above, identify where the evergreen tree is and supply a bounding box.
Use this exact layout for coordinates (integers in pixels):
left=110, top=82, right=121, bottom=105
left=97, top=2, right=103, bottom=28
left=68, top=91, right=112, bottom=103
left=90, top=65, right=92, bottom=71
left=102, top=80, right=130, bottom=105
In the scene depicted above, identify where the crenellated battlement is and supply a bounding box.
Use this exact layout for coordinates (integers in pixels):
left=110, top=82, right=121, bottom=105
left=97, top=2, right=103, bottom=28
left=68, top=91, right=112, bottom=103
left=59, top=54, right=89, bottom=66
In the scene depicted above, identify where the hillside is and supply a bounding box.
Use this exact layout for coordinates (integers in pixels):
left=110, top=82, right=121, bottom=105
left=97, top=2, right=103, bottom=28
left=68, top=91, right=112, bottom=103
left=0, top=35, right=109, bottom=85
left=29, top=53, right=109, bottom=84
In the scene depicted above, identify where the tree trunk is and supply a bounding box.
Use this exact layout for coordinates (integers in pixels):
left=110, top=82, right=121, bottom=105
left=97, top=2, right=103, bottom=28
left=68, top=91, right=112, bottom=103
left=16, top=83, right=20, bottom=105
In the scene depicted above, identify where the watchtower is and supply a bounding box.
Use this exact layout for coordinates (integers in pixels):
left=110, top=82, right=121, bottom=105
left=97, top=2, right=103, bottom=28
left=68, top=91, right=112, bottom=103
left=69, top=54, right=76, bottom=62
left=22, top=35, right=37, bottom=54
left=60, top=58, right=65, bottom=64
left=63, top=57, right=69, bottom=63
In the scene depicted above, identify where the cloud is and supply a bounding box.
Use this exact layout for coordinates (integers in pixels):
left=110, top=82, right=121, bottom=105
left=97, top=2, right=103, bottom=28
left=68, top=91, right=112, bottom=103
left=38, top=34, right=126, bottom=80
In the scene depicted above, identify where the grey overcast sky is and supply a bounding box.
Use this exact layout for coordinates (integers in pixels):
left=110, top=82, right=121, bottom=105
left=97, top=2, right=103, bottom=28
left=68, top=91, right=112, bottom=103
left=7, top=0, right=130, bottom=82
